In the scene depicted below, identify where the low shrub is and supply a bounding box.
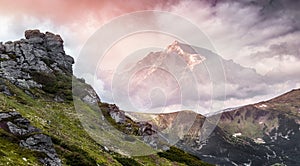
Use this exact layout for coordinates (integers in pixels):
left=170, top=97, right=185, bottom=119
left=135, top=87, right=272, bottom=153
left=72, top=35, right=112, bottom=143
left=158, top=146, right=213, bottom=166
left=52, top=137, right=97, bottom=166
left=114, top=157, right=142, bottom=166
left=29, top=71, right=73, bottom=101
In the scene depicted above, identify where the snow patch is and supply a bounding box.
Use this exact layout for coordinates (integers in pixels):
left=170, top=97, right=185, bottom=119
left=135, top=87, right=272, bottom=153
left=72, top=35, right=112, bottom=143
left=258, top=104, right=268, bottom=108
left=254, top=138, right=265, bottom=144
left=232, top=133, right=242, bottom=137
left=166, top=41, right=205, bottom=70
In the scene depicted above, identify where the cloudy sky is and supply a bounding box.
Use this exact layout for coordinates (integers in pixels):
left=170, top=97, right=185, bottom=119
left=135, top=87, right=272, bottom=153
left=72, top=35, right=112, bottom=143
left=1, top=0, right=299, bottom=112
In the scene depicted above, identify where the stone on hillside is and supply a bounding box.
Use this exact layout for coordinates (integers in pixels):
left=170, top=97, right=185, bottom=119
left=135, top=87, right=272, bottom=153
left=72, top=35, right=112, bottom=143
left=54, top=95, right=64, bottom=102
left=20, top=134, right=61, bottom=166
left=0, top=54, right=9, bottom=60
left=108, top=104, right=126, bottom=123
left=45, top=32, right=64, bottom=53
left=4, top=41, right=14, bottom=53
left=0, top=111, right=61, bottom=166
left=25, top=29, right=45, bottom=39
left=0, top=42, right=5, bottom=53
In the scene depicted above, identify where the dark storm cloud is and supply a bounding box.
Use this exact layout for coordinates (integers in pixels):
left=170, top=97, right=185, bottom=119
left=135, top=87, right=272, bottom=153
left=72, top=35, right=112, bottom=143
left=216, top=0, right=300, bottom=42
left=251, top=41, right=300, bottom=60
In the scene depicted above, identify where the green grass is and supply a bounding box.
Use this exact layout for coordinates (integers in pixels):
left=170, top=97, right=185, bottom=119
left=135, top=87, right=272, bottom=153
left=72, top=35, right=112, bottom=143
left=0, top=58, right=8, bottom=61
left=0, top=79, right=121, bottom=165
left=158, top=147, right=213, bottom=166
left=134, top=154, right=187, bottom=166
left=0, top=129, right=40, bottom=166
left=114, top=157, right=142, bottom=166
left=29, top=71, right=73, bottom=101
left=0, top=78, right=212, bottom=165
left=219, top=109, right=280, bottom=139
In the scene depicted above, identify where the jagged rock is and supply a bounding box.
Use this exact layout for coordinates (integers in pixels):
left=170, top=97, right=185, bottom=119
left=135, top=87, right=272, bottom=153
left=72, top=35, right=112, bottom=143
left=108, top=104, right=126, bottom=123
left=0, top=29, right=74, bottom=93
left=4, top=41, right=14, bottom=53
left=0, top=112, right=12, bottom=121
left=25, top=29, right=45, bottom=39
left=136, top=122, right=159, bottom=148
left=138, top=122, right=155, bottom=136
left=20, top=134, right=61, bottom=166
left=45, top=32, right=64, bottom=54
left=0, top=111, right=61, bottom=166
left=15, top=79, right=30, bottom=89
left=13, top=117, right=30, bottom=127
left=0, top=54, right=9, bottom=60
left=54, top=95, right=64, bottom=102
left=1, top=59, right=17, bottom=67
left=0, top=42, right=5, bottom=53
left=81, top=88, right=100, bottom=104
left=82, top=95, right=97, bottom=104
left=7, top=121, right=40, bottom=136
left=33, top=48, right=47, bottom=58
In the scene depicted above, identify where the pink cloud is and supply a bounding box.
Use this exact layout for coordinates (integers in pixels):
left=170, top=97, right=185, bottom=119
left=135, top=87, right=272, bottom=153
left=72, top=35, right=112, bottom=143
left=0, top=0, right=180, bottom=25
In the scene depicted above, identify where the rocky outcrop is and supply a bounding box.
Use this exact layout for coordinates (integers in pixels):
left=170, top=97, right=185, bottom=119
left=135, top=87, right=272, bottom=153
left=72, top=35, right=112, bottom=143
left=0, top=111, right=61, bottom=166
left=108, top=104, right=126, bottom=123
left=0, top=29, right=74, bottom=90
left=81, top=88, right=100, bottom=104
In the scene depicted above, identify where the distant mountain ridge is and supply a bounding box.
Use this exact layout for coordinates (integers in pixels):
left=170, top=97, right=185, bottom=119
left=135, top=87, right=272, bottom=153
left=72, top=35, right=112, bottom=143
left=99, top=40, right=266, bottom=115
left=117, top=88, right=300, bottom=165
left=176, top=88, right=300, bottom=165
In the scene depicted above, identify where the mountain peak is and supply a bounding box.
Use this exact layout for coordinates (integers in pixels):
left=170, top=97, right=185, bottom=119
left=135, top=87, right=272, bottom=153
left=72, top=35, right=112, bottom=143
left=166, top=41, right=197, bottom=54
left=165, top=41, right=205, bottom=70
left=166, top=40, right=187, bottom=53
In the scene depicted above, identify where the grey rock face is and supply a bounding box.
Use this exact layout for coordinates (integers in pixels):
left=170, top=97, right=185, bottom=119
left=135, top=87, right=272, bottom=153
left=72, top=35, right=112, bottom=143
left=25, top=29, right=45, bottom=39
left=104, top=104, right=162, bottom=149
left=0, top=42, right=5, bottom=53
left=20, top=134, right=61, bottom=166
left=0, top=29, right=74, bottom=90
left=0, top=54, right=9, bottom=60
left=54, top=95, right=64, bottom=102
left=44, top=32, right=64, bottom=54
left=108, top=104, right=126, bottom=123
left=0, top=111, right=61, bottom=166
left=81, top=88, right=100, bottom=104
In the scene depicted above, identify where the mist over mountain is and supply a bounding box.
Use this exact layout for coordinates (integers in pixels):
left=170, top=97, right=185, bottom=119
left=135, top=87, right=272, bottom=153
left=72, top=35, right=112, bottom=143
left=97, top=41, right=273, bottom=115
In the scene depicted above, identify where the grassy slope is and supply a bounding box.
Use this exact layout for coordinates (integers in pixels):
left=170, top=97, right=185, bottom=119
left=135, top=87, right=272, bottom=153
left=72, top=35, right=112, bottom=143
left=218, top=89, right=300, bottom=139
left=0, top=128, right=40, bottom=166
left=0, top=78, right=211, bottom=166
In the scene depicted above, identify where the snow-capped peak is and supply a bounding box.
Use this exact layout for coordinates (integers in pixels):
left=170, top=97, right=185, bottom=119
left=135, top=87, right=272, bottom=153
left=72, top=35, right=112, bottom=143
left=166, top=41, right=206, bottom=70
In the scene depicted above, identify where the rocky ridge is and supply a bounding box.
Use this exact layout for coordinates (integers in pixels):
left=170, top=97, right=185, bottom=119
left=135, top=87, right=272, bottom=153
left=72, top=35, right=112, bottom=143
left=0, top=29, right=74, bottom=97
